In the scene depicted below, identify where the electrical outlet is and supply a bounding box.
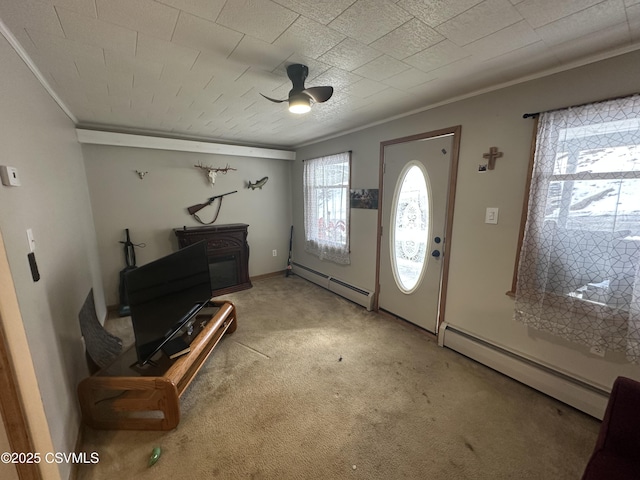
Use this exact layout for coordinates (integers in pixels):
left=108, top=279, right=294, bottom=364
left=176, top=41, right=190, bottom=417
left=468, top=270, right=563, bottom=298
left=589, top=345, right=605, bottom=357
left=272, top=249, right=277, bottom=257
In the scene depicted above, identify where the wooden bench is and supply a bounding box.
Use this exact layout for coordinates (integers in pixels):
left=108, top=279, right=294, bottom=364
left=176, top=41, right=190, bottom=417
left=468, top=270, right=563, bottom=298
left=77, top=300, right=236, bottom=430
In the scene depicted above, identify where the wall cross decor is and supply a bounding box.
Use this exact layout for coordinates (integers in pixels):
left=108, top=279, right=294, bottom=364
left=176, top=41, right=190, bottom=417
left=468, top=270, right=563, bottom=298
left=482, top=147, right=503, bottom=170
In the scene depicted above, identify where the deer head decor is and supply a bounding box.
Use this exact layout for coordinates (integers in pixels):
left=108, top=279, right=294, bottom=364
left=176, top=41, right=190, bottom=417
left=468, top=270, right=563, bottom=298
left=194, top=163, right=237, bottom=186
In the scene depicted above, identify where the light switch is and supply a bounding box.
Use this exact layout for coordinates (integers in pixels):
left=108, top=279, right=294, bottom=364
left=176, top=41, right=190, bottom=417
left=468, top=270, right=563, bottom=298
left=485, top=207, right=499, bottom=224
left=26, top=228, right=36, bottom=252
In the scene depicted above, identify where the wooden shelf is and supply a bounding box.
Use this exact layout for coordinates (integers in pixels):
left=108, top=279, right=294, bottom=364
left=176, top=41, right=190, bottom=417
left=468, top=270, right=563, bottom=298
left=77, top=300, right=237, bottom=431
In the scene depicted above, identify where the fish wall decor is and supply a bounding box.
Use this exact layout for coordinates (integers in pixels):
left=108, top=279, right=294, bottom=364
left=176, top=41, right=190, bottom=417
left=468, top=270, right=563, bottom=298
left=248, top=176, right=269, bottom=190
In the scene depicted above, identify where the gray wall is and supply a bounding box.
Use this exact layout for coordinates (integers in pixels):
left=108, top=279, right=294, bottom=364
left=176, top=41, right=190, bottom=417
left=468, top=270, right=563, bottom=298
left=82, top=145, right=292, bottom=306
left=292, top=49, right=640, bottom=391
left=0, top=34, right=103, bottom=480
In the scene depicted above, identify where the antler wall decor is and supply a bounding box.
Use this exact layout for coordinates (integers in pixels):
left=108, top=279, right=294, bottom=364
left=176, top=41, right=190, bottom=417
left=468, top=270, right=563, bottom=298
left=194, top=163, right=237, bottom=186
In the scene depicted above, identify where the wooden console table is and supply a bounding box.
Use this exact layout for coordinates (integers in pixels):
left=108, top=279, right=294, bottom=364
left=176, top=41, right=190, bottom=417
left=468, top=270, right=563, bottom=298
left=175, top=224, right=252, bottom=296
left=77, top=300, right=237, bottom=431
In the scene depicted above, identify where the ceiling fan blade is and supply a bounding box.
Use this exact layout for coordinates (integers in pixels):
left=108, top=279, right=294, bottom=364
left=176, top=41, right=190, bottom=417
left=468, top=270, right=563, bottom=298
left=260, top=93, right=286, bottom=103
left=286, top=63, right=308, bottom=90
left=303, top=86, right=334, bottom=103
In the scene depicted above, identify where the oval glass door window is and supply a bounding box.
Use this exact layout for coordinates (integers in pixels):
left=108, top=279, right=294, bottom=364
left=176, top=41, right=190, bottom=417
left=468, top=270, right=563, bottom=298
left=390, top=162, right=431, bottom=293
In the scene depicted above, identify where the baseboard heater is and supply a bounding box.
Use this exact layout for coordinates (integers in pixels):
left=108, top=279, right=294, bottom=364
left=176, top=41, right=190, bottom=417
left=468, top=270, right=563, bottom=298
left=292, top=262, right=374, bottom=311
left=438, top=323, right=610, bottom=420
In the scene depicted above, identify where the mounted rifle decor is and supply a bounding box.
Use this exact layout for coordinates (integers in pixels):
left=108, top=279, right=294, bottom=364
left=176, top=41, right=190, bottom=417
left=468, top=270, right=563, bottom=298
left=187, top=190, right=237, bottom=225
left=194, top=163, right=237, bottom=186
left=118, top=229, right=145, bottom=316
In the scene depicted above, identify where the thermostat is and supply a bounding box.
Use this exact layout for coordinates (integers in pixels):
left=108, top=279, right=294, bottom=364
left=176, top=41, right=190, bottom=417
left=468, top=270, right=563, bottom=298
left=1, top=166, right=21, bottom=186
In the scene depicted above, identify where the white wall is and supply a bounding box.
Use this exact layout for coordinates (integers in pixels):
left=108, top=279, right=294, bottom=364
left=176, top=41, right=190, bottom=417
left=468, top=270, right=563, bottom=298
left=292, top=49, right=640, bottom=393
left=0, top=34, right=104, bottom=480
left=82, top=144, right=292, bottom=306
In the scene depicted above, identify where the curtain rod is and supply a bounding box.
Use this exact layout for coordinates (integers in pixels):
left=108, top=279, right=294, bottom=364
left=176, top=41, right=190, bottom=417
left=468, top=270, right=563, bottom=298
left=302, top=150, right=352, bottom=161
left=522, top=92, right=638, bottom=119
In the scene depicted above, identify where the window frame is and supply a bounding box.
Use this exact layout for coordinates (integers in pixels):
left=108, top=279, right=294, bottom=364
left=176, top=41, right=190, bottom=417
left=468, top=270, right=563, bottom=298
left=390, top=160, right=432, bottom=295
left=508, top=116, right=539, bottom=297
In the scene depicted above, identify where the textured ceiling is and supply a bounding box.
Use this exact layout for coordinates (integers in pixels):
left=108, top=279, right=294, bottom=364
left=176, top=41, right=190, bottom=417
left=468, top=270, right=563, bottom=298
left=1, top=0, right=639, bottom=149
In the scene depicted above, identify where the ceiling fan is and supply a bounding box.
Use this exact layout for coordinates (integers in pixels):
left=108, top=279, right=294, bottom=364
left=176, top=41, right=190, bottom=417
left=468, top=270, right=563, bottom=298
left=261, top=64, right=334, bottom=114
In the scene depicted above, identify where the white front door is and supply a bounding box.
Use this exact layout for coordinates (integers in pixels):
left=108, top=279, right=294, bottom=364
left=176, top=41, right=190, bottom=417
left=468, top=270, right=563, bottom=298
left=377, top=131, right=457, bottom=333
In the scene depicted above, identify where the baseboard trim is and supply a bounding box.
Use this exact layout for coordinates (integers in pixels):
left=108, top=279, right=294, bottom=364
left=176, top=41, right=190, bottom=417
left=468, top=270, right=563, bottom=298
left=250, top=271, right=286, bottom=281
left=291, top=263, right=374, bottom=310
left=439, top=323, right=609, bottom=419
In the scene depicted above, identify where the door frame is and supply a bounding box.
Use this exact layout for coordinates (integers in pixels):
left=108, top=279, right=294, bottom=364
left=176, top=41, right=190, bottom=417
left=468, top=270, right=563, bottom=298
left=0, top=231, right=43, bottom=480
left=374, top=126, right=461, bottom=332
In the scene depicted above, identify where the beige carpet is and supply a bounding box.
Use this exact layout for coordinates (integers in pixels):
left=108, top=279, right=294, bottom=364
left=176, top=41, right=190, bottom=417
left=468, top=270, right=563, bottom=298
left=78, top=275, right=599, bottom=479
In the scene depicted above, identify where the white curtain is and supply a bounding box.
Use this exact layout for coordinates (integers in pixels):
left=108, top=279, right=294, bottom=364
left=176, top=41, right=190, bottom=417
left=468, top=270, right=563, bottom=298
left=303, top=152, right=351, bottom=264
left=514, top=95, right=640, bottom=362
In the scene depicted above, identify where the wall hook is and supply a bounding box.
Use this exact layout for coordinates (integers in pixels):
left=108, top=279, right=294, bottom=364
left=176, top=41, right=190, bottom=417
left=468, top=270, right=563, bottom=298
left=135, top=170, right=148, bottom=179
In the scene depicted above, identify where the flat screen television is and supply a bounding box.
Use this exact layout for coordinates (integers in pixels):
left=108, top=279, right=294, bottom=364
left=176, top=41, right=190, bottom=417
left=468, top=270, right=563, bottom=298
left=125, top=241, right=212, bottom=366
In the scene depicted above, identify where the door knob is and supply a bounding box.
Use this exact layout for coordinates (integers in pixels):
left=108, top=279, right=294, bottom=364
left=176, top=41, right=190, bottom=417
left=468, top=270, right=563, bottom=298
left=431, top=250, right=441, bottom=258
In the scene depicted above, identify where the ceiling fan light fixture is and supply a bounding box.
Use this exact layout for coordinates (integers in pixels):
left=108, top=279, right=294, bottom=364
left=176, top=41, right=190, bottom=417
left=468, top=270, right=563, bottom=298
left=289, top=94, right=311, bottom=114
left=261, top=64, right=332, bottom=113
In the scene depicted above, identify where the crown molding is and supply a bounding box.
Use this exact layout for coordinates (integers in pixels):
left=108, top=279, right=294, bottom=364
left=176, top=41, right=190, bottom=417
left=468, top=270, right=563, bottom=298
left=76, top=129, right=296, bottom=160
left=0, top=18, right=78, bottom=124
